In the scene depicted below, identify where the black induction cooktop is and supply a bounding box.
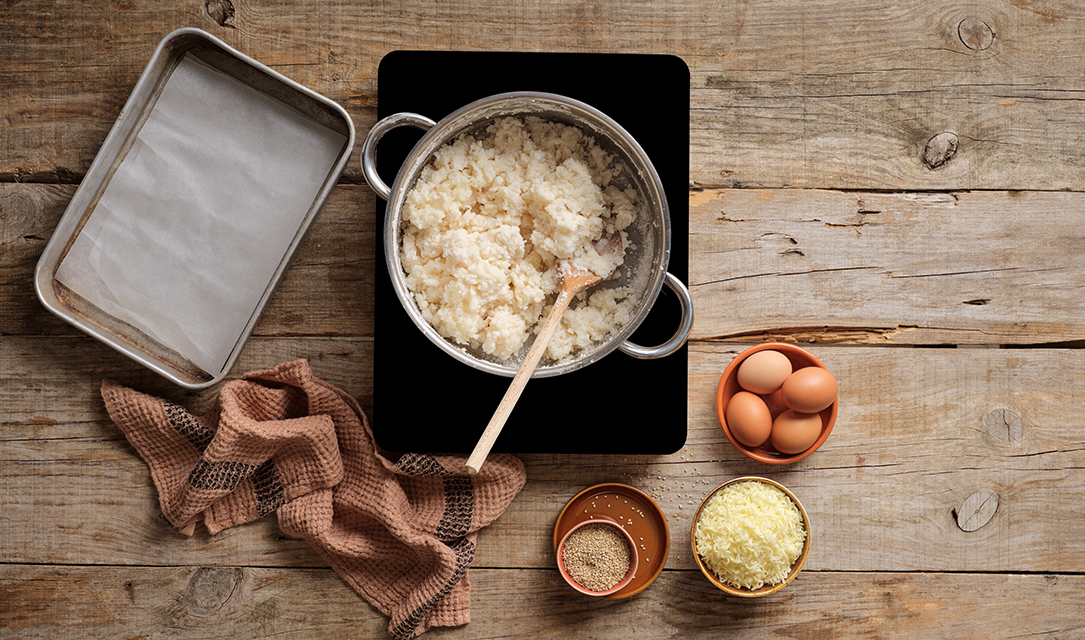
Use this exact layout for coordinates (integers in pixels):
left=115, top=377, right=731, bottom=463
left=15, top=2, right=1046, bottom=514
left=371, top=50, right=689, bottom=455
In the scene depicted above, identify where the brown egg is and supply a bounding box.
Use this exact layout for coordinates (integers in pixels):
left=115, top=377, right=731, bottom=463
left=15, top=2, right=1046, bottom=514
left=762, top=388, right=790, bottom=418
left=770, top=410, right=823, bottom=454
left=781, top=367, right=838, bottom=414
left=736, top=350, right=793, bottom=395
left=725, top=391, right=772, bottom=447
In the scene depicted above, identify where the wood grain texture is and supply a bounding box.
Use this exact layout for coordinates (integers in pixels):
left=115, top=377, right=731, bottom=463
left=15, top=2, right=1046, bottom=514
left=2, top=566, right=1083, bottom=639
left=4, top=343, right=1083, bottom=574
left=4, top=1, right=1085, bottom=190
left=689, top=1, right=1085, bottom=190
left=1, top=183, right=376, bottom=338
left=689, top=189, right=1085, bottom=345
left=12, top=184, right=1083, bottom=346
left=4, top=0, right=1085, bottom=637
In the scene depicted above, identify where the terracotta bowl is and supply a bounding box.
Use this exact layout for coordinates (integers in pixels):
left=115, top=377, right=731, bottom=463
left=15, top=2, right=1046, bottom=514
left=691, top=477, right=812, bottom=597
left=716, top=342, right=838, bottom=464
left=556, top=518, right=639, bottom=596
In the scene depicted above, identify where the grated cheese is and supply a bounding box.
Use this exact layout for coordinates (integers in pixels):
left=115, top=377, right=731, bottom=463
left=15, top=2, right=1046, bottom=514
left=694, top=480, right=806, bottom=590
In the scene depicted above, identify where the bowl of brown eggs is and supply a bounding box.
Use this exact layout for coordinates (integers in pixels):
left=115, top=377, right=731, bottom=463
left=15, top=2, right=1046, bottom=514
left=715, top=343, right=838, bottom=464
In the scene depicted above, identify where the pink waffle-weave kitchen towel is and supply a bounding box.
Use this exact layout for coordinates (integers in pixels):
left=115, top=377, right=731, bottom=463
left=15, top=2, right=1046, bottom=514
left=101, top=359, right=526, bottom=639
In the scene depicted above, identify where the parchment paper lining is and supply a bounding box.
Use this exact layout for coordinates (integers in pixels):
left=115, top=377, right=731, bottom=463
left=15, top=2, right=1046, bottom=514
left=56, top=54, right=347, bottom=375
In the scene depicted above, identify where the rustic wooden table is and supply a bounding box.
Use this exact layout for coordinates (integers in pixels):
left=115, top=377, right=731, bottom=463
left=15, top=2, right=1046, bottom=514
left=4, top=1, right=1085, bottom=638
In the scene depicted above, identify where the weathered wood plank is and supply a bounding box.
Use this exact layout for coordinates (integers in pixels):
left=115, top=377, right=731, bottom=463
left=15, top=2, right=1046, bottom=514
left=689, top=2, right=1085, bottom=190
left=686, top=343, right=1085, bottom=574
left=5, top=2, right=1085, bottom=638
left=4, top=1, right=1085, bottom=191
left=0, top=0, right=692, bottom=182
left=690, top=189, right=1085, bottom=346
left=4, top=340, right=1083, bottom=575
left=0, top=336, right=372, bottom=569
left=0, top=564, right=390, bottom=639
left=0, top=183, right=375, bottom=338
left=2, top=565, right=1083, bottom=639
left=0, top=184, right=76, bottom=335
left=0, top=336, right=373, bottom=425
left=12, top=184, right=1084, bottom=347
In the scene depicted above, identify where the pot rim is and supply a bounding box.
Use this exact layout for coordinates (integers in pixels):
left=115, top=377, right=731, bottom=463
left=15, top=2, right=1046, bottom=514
left=365, top=91, right=686, bottom=378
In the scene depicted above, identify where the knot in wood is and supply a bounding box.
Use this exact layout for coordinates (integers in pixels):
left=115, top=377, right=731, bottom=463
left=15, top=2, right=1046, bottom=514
left=922, top=132, right=959, bottom=170
left=184, top=567, right=243, bottom=617
left=958, top=18, right=994, bottom=51
left=953, top=489, right=998, bottom=532
left=984, top=408, right=1024, bottom=443
left=205, top=0, right=236, bottom=28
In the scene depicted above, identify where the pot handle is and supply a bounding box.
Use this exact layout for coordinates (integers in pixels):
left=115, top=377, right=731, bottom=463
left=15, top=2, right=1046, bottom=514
left=361, top=112, right=437, bottom=201
left=618, top=272, right=694, bottom=360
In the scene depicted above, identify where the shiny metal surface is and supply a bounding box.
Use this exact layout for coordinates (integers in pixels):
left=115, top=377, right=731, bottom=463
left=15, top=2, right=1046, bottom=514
left=362, top=91, right=692, bottom=378
left=34, top=28, right=356, bottom=389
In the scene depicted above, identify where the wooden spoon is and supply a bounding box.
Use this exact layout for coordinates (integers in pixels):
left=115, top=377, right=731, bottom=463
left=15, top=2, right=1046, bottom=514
left=465, top=230, right=623, bottom=475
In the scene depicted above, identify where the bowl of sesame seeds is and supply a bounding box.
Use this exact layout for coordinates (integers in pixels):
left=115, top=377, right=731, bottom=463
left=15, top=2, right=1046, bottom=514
left=557, top=518, right=639, bottom=596
left=553, top=482, right=670, bottom=598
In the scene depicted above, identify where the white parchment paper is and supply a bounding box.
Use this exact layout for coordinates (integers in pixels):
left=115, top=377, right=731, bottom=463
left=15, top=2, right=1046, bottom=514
left=56, top=54, right=347, bottom=375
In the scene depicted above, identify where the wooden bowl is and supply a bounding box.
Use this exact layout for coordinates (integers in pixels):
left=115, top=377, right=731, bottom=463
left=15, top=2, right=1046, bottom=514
left=691, top=477, right=811, bottom=597
left=716, top=342, right=838, bottom=464
left=556, top=518, right=639, bottom=596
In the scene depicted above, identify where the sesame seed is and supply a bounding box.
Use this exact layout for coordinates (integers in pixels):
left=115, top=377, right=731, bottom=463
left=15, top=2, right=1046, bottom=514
left=562, top=524, right=632, bottom=593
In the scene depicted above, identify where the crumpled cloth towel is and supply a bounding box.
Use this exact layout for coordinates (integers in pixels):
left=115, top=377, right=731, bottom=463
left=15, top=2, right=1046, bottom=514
left=100, top=359, right=526, bottom=639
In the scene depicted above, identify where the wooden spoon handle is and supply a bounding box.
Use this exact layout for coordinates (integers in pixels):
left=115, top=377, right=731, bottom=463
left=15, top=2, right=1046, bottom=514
left=465, top=287, right=576, bottom=475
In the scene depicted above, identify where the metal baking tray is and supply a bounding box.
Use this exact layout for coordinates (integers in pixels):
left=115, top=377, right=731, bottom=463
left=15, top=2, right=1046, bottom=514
left=34, top=28, right=355, bottom=389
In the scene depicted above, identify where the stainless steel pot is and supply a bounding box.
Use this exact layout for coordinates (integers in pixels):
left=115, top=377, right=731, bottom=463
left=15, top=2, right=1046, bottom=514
left=362, top=91, right=692, bottom=378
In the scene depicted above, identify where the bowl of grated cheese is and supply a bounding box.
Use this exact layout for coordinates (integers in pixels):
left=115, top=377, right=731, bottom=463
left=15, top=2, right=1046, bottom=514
left=691, top=477, right=811, bottom=597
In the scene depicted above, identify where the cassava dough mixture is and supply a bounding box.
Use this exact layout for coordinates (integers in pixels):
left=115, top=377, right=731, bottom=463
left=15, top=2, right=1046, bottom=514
left=401, top=116, right=638, bottom=362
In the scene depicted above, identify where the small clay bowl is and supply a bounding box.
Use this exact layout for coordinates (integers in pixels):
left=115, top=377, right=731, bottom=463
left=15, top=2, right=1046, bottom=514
left=716, top=342, right=838, bottom=464
left=556, top=518, right=639, bottom=597
left=691, top=477, right=812, bottom=597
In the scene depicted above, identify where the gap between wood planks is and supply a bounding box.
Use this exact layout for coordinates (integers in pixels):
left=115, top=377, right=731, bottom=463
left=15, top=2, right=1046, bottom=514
left=697, top=330, right=1085, bottom=349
